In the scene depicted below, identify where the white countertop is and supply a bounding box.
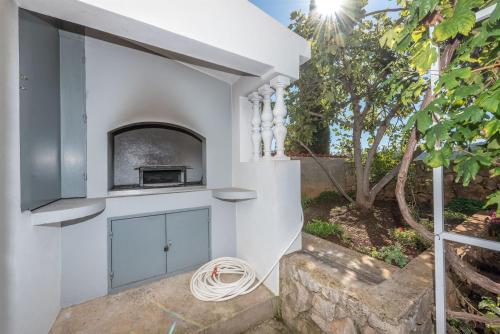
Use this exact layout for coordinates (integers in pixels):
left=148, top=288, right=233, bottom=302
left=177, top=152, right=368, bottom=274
left=31, top=198, right=106, bottom=226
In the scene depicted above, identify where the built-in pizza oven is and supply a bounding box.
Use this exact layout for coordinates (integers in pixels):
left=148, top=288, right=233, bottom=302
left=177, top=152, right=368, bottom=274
left=108, top=123, right=205, bottom=191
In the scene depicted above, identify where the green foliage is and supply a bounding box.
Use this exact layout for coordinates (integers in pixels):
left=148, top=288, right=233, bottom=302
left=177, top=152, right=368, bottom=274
left=485, top=192, right=500, bottom=213
left=433, top=0, right=482, bottom=41
left=304, top=219, right=349, bottom=241
left=303, top=191, right=345, bottom=208
left=390, top=227, right=428, bottom=251
left=370, top=244, right=409, bottom=267
left=381, top=0, right=500, bottom=213
left=287, top=4, right=418, bottom=207
left=419, top=218, right=435, bottom=231
left=478, top=296, right=500, bottom=331
left=444, top=209, right=468, bottom=223
left=315, top=190, right=342, bottom=203
left=447, top=318, right=479, bottom=334
left=302, top=197, right=314, bottom=209
left=446, top=197, right=484, bottom=215
left=370, top=146, right=403, bottom=183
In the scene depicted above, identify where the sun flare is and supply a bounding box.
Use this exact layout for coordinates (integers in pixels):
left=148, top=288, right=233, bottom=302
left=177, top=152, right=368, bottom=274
left=315, top=0, right=344, bottom=16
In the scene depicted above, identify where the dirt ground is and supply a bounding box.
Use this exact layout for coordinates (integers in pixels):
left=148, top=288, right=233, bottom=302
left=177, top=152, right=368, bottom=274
left=304, top=198, right=427, bottom=260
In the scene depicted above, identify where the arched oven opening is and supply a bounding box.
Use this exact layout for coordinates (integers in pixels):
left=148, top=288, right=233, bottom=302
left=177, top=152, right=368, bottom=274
left=108, top=122, right=205, bottom=191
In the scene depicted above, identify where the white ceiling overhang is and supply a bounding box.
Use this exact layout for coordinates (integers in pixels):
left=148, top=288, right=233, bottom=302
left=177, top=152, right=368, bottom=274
left=16, top=0, right=311, bottom=80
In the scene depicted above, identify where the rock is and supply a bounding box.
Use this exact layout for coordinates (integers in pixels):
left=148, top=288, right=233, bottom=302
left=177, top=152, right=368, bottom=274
left=330, top=318, right=357, bottom=334
left=486, top=178, right=497, bottom=191
left=362, top=326, right=378, bottom=334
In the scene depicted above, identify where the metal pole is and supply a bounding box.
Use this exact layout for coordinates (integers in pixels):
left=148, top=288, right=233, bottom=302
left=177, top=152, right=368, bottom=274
left=428, top=24, right=447, bottom=334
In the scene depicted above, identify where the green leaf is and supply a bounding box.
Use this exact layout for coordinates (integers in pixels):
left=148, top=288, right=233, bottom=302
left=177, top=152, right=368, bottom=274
left=484, top=191, right=500, bottom=214
left=418, top=0, right=438, bottom=20
left=424, top=146, right=452, bottom=168
left=453, top=106, right=484, bottom=124
left=488, top=135, right=500, bottom=149
left=487, top=3, right=500, bottom=25
left=437, top=68, right=472, bottom=91
left=454, top=84, right=481, bottom=99
left=454, top=156, right=480, bottom=185
left=477, top=88, right=500, bottom=114
left=416, top=109, right=433, bottom=132
left=484, top=119, right=500, bottom=138
left=411, top=41, right=438, bottom=74
left=403, top=113, right=417, bottom=132
left=433, top=0, right=482, bottom=41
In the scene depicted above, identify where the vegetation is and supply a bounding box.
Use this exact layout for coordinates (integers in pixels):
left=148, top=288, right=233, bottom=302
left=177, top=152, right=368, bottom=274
left=447, top=198, right=485, bottom=216
left=370, top=244, right=409, bottom=268
left=304, top=218, right=349, bottom=241
left=379, top=0, right=500, bottom=326
left=390, top=227, right=428, bottom=251
left=288, top=2, right=419, bottom=211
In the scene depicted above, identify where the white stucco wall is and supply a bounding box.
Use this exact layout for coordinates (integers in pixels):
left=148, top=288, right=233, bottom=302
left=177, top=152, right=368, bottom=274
left=60, top=36, right=236, bottom=307
left=0, top=1, right=62, bottom=333
left=231, top=80, right=303, bottom=295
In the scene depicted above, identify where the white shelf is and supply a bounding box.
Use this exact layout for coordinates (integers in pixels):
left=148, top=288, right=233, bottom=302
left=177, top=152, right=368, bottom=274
left=212, top=188, right=257, bottom=202
left=31, top=198, right=106, bottom=226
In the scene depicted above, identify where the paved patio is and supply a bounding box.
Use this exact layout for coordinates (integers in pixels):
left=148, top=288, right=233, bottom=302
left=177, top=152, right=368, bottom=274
left=50, top=271, right=277, bottom=334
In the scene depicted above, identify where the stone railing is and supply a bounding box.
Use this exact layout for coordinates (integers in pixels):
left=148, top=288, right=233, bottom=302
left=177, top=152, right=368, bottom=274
left=247, top=75, right=291, bottom=161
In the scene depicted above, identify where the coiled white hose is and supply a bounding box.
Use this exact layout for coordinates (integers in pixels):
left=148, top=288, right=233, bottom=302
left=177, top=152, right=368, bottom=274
left=190, top=205, right=304, bottom=302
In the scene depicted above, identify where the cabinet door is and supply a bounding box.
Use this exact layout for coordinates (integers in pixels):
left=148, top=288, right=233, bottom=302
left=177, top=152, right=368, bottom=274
left=166, top=209, right=210, bottom=274
left=60, top=31, right=86, bottom=198
left=111, top=214, right=166, bottom=289
left=19, top=10, right=61, bottom=210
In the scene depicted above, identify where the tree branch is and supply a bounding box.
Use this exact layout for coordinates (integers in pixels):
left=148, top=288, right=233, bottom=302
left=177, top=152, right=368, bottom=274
left=396, top=91, right=500, bottom=295
left=362, top=107, right=398, bottom=195
left=296, top=139, right=355, bottom=204
left=447, top=310, right=500, bottom=325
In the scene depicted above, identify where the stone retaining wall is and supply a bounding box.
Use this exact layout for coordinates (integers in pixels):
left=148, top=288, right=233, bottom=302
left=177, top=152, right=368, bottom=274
left=294, top=156, right=499, bottom=204
left=292, top=157, right=353, bottom=199
left=280, top=233, right=434, bottom=334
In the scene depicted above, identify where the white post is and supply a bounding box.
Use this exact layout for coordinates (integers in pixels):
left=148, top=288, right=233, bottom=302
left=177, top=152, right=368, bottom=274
left=270, top=75, right=291, bottom=160
left=429, top=25, right=447, bottom=334
left=248, top=91, right=263, bottom=161
left=258, top=84, right=274, bottom=159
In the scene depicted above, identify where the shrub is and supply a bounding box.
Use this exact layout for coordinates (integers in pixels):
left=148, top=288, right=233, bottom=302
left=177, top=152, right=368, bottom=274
left=315, top=190, right=342, bottom=203
left=302, top=197, right=313, bottom=209
left=419, top=218, right=434, bottom=231
left=444, top=209, right=468, bottom=223
left=370, top=244, right=408, bottom=268
left=446, top=198, right=484, bottom=216
left=390, top=227, right=427, bottom=251
left=304, top=219, right=348, bottom=241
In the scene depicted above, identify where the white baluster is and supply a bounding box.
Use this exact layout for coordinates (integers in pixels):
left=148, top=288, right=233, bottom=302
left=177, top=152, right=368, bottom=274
left=258, top=84, right=274, bottom=159
left=271, top=75, right=291, bottom=160
left=247, top=91, right=263, bottom=161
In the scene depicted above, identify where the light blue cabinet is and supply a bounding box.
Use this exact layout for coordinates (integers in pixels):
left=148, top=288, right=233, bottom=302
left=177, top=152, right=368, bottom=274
left=110, top=214, right=167, bottom=289
left=109, top=207, right=210, bottom=291
left=166, top=209, right=210, bottom=274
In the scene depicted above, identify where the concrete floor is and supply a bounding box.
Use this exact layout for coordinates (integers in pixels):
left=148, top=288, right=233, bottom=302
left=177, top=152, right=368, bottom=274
left=50, top=272, right=277, bottom=334
left=243, top=319, right=291, bottom=334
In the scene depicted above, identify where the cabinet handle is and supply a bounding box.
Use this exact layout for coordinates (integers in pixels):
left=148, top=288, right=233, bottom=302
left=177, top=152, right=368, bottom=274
left=164, top=241, right=172, bottom=252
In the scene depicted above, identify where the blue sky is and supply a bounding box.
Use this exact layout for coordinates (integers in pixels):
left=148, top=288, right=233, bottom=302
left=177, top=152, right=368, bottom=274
left=250, top=0, right=395, bottom=27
